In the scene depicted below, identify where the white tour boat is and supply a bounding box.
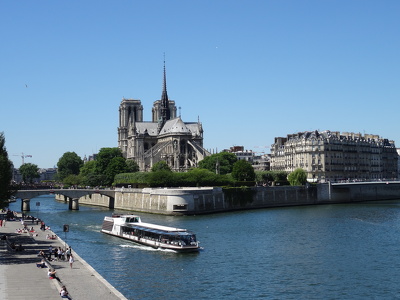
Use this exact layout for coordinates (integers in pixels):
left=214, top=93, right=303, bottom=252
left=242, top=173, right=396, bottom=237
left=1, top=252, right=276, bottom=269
left=101, top=214, right=201, bottom=252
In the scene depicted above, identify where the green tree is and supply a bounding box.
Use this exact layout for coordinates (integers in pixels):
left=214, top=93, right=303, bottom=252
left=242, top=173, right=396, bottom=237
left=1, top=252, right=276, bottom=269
left=63, top=174, right=82, bottom=187
left=151, top=161, right=172, bottom=172
left=80, top=160, right=96, bottom=177
left=288, top=168, right=307, bottom=186
left=80, top=160, right=96, bottom=187
left=95, top=148, right=124, bottom=175
left=57, top=152, right=83, bottom=181
left=148, top=170, right=174, bottom=187
left=0, top=132, right=14, bottom=208
left=185, top=168, right=216, bottom=186
left=126, top=159, right=140, bottom=172
left=198, top=152, right=237, bottom=175
left=231, top=160, right=255, bottom=181
left=114, top=172, right=150, bottom=187
left=19, top=163, right=40, bottom=183
left=105, top=157, right=129, bottom=185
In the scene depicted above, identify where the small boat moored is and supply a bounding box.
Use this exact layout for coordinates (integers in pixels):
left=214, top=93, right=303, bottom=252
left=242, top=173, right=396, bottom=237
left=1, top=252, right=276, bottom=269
left=101, top=214, right=201, bottom=252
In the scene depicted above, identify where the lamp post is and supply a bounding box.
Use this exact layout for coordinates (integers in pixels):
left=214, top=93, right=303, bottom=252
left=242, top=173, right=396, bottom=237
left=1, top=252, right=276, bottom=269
left=63, top=224, right=69, bottom=249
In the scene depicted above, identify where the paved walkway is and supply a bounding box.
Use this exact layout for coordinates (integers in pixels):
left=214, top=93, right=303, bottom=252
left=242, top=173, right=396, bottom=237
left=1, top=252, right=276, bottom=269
left=0, top=212, right=128, bottom=300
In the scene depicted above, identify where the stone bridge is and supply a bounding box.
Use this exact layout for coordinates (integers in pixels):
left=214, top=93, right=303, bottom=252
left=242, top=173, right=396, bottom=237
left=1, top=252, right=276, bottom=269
left=14, top=189, right=116, bottom=211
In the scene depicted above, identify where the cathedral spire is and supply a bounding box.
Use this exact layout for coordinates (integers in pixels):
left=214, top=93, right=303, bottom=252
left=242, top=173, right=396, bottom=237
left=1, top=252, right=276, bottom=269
left=161, top=55, right=170, bottom=120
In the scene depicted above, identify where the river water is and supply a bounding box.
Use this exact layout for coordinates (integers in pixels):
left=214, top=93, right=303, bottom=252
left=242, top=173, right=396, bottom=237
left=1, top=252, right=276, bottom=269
left=8, top=196, right=400, bottom=299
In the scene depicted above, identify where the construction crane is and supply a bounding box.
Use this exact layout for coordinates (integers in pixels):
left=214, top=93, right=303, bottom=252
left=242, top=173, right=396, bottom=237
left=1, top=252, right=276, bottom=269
left=13, top=153, right=32, bottom=165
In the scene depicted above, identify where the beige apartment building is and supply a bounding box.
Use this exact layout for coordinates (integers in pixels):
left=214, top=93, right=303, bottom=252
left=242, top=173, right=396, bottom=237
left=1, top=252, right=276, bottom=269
left=270, top=130, right=398, bottom=182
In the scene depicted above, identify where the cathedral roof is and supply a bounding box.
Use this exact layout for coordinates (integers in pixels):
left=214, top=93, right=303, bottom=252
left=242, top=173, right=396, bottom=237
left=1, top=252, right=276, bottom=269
left=135, top=122, right=159, bottom=136
left=159, top=117, right=191, bottom=135
left=134, top=118, right=203, bottom=138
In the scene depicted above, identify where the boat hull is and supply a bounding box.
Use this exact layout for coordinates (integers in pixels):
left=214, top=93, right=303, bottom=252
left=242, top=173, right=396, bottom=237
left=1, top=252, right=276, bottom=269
left=101, top=229, right=200, bottom=253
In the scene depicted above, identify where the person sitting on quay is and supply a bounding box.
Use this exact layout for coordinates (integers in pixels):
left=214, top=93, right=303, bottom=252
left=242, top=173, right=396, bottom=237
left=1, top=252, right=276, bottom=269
left=36, top=259, right=46, bottom=268
left=48, top=269, right=61, bottom=282
left=60, top=285, right=72, bottom=300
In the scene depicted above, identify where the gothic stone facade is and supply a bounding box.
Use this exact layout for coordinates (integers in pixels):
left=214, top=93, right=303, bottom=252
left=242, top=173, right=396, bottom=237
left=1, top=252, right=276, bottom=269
left=270, top=130, right=398, bottom=182
left=118, top=66, right=210, bottom=172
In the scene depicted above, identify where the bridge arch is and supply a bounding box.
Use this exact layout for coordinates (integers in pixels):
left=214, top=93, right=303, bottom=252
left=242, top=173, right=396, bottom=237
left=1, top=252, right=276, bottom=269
left=14, top=189, right=116, bottom=211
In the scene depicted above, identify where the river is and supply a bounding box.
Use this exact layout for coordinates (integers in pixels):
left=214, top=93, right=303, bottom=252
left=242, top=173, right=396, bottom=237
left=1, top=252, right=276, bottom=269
left=8, top=196, right=400, bottom=299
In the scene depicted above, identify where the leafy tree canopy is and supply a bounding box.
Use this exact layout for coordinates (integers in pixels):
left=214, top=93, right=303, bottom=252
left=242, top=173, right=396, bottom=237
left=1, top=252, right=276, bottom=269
left=231, top=160, right=256, bottom=181
left=148, top=170, right=174, bottom=187
left=95, top=147, right=123, bottom=175
left=255, top=170, right=289, bottom=183
left=126, top=159, right=140, bottom=173
left=0, top=132, right=13, bottom=208
left=19, top=163, right=40, bottom=183
left=57, top=151, right=83, bottom=180
left=288, top=168, right=307, bottom=186
left=80, top=160, right=96, bottom=177
left=151, top=161, right=172, bottom=172
left=198, top=152, right=238, bottom=175
left=105, top=157, right=129, bottom=185
left=63, top=174, right=82, bottom=187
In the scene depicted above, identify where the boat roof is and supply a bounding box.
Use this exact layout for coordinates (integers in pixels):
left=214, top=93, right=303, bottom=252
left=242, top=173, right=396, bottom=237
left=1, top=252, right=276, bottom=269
left=112, top=214, right=194, bottom=235
left=130, top=224, right=193, bottom=236
left=135, top=222, right=187, bottom=233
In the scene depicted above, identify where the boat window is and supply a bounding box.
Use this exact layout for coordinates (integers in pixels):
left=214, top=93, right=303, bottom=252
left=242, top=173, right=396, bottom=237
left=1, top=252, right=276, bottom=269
left=127, top=217, right=139, bottom=223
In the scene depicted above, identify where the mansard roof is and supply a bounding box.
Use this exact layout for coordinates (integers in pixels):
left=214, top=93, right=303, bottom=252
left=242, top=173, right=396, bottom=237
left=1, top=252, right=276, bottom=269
left=283, top=130, right=395, bottom=147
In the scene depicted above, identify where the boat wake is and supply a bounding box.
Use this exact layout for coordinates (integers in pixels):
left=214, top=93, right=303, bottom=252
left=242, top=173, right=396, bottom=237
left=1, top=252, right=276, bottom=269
left=120, top=244, right=177, bottom=253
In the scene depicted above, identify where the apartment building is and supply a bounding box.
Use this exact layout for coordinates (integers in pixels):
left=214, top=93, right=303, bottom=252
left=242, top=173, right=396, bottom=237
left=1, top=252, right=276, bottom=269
left=270, top=130, right=398, bottom=182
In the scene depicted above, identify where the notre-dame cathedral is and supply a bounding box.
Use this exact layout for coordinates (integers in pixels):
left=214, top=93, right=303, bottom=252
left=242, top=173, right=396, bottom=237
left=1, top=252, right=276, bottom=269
left=118, top=63, right=210, bottom=171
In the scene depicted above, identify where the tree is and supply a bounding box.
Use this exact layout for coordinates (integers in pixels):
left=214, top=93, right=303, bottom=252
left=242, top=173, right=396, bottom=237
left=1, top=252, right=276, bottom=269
left=19, top=163, right=40, bottom=183
left=63, top=174, right=82, bottom=187
left=80, top=160, right=97, bottom=187
left=80, top=160, right=96, bottom=177
left=105, top=157, right=129, bottom=185
left=288, top=168, right=307, bottom=186
left=95, top=148, right=124, bottom=175
left=126, top=159, right=140, bottom=173
left=148, top=170, right=174, bottom=187
left=0, top=132, right=13, bottom=208
left=198, top=152, right=237, bottom=175
left=231, top=160, right=255, bottom=181
left=57, top=152, right=83, bottom=181
left=151, top=161, right=172, bottom=172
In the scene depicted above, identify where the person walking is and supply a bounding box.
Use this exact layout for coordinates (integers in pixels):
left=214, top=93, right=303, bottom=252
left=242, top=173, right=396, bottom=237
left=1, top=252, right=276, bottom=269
left=65, top=247, right=71, bottom=261
left=69, top=254, right=74, bottom=269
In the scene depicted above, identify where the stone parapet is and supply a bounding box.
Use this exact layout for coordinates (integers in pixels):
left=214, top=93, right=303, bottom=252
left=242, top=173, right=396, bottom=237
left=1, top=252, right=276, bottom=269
left=54, top=182, right=400, bottom=215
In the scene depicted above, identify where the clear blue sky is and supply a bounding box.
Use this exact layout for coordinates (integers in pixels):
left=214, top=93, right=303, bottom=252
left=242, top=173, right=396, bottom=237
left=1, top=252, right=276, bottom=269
left=1, top=1, right=399, bottom=169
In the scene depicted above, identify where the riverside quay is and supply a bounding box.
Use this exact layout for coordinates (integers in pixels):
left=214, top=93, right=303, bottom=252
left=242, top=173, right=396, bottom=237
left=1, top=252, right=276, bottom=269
left=14, top=181, right=400, bottom=215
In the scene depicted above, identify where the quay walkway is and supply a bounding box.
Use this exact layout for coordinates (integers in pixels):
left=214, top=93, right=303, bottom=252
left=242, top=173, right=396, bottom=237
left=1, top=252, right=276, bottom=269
left=0, top=213, right=128, bottom=300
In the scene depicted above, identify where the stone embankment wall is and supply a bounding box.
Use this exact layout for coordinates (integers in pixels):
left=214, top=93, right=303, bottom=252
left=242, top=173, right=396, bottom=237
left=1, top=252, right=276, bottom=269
left=318, top=181, right=400, bottom=203
left=57, top=186, right=318, bottom=215
left=55, top=182, right=400, bottom=215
